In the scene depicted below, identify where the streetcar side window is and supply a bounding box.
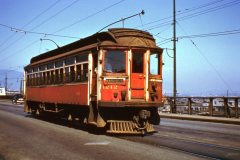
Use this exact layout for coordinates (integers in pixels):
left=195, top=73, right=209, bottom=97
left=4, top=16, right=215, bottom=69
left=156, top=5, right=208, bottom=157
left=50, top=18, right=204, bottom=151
left=65, top=67, right=70, bottom=82
left=76, top=65, right=81, bottom=81
left=82, top=63, right=88, bottom=81
left=36, top=73, right=39, bottom=85
left=31, top=74, right=35, bottom=86
left=34, top=73, right=37, bottom=86
left=76, top=54, right=88, bottom=62
left=39, top=72, right=42, bottom=85
left=28, top=74, right=31, bottom=86
left=59, top=68, right=64, bottom=83
left=50, top=70, right=54, bottom=84
left=43, top=72, right=46, bottom=85
left=55, top=69, right=59, bottom=84
left=39, top=65, right=46, bottom=71
left=33, top=67, right=38, bottom=72
left=46, top=71, right=51, bottom=85
left=27, top=75, right=30, bottom=86
left=70, top=66, right=75, bottom=82
left=76, top=63, right=88, bottom=82
left=55, top=60, right=63, bottom=68
left=150, top=53, right=160, bottom=75
left=47, top=63, right=54, bottom=70
left=65, top=57, right=75, bottom=65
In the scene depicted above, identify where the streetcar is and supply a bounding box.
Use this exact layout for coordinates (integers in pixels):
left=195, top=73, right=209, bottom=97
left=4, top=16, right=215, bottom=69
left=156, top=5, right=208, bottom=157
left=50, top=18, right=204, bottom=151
left=24, top=28, right=163, bottom=134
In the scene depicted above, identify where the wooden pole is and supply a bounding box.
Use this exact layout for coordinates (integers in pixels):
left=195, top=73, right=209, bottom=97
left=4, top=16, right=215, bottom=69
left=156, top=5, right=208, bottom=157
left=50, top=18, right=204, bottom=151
left=209, top=98, right=213, bottom=116
left=235, top=98, right=239, bottom=118
left=173, top=0, right=177, bottom=113
left=224, top=98, right=230, bottom=118
left=188, top=98, right=192, bottom=115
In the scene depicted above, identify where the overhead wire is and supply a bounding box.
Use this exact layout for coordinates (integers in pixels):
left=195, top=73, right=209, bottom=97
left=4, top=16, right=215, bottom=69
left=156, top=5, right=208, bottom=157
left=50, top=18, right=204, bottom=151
left=176, top=21, right=233, bottom=92
left=144, top=0, right=240, bottom=31
left=178, top=28, right=240, bottom=39
left=30, top=0, right=80, bottom=31
left=0, top=23, right=80, bottom=39
left=0, top=0, right=79, bottom=55
left=177, top=0, right=240, bottom=23
left=135, top=0, right=226, bottom=29
left=0, top=40, right=39, bottom=64
left=0, top=0, right=126, bottom=65
left=0, top=0, right=62, bottom=48
left=156, top=28, right=240, bottom=45
left=52, top=0, right=126, bottom=34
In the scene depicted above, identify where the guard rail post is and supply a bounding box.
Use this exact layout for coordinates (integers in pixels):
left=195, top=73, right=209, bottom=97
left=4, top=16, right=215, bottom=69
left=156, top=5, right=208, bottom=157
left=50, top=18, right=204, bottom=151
left=209, top=98, right=213, bottom=116
left=188, top=98, right=192, bottom=115
left=235, top=98, right=239, bottom=118
left=224, top=98, right=230, bottom=118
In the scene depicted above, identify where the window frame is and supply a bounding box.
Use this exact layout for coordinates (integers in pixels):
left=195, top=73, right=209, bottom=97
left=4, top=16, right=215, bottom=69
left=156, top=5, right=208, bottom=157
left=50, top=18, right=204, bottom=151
left=103, top=49, right=127, bottom=75
left=26, top=53, right=90, bottom=86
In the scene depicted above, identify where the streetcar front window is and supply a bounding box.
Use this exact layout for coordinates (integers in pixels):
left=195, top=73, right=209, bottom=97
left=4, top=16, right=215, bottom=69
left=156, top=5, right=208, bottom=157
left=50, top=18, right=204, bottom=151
left=104, top=50, right=126, bottom=73
left=150, top=53, right=160, bottom=75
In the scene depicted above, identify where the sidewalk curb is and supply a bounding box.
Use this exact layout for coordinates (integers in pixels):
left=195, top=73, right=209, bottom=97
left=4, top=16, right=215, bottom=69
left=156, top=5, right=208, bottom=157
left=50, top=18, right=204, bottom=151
left=160, top=113, right=240, bottom=125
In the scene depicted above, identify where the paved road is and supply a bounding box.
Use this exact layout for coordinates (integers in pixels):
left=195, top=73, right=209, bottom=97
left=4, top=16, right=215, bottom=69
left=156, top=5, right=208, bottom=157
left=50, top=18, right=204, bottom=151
left=122, top=119, right=240, bottom=160
left=0, top=101, right=205, bottom=160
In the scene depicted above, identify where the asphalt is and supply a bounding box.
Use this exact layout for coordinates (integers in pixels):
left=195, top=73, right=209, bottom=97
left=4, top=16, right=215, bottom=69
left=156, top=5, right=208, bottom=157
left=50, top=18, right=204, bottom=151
left=0, top=103, right=206, bottom=160
left=1, top=99, right=239, bottom=125
left=160, top=112, right=240, bottom=125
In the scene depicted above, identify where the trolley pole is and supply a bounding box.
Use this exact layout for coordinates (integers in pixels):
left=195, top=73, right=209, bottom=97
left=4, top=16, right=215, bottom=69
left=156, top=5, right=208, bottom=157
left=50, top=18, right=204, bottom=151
left=173, top=0, right=177, bottom=113
left=40, top=38, right=60, bottom=48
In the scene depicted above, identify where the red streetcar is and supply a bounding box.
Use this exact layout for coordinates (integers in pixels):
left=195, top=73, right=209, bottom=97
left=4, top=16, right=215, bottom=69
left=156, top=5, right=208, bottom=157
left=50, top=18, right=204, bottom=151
left=24, top=28, right=163, bottom=134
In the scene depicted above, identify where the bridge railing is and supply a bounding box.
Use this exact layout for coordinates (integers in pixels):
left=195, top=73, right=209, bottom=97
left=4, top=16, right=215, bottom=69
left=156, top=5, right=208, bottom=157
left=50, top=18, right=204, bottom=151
left=163, top=96, right=239, bottom=118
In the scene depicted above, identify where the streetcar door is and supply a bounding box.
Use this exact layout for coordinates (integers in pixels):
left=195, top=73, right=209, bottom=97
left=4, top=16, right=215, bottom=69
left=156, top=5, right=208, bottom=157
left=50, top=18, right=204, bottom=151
left=131, top=51, right=145, bottom=99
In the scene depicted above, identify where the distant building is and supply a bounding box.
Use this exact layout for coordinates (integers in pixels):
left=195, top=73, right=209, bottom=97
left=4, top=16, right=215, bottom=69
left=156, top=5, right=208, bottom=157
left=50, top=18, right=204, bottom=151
left=0, top=87, right=6, bottom=96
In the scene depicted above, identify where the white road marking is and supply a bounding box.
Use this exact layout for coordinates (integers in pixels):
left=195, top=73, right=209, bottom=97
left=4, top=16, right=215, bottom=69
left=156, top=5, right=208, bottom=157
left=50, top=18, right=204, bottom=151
left=84, top=141, right=111, bottom=146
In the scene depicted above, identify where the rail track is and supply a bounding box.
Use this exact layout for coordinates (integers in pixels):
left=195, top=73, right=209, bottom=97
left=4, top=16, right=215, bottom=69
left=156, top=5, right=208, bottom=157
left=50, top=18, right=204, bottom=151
left=118, top=123, right=240, bottom=160
left=1, top=101, right=240, bottom=159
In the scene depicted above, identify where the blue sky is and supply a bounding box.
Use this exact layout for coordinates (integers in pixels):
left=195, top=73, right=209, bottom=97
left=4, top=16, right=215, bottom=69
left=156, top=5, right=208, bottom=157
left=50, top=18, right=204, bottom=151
left=0, top=0, right=239, bottom=95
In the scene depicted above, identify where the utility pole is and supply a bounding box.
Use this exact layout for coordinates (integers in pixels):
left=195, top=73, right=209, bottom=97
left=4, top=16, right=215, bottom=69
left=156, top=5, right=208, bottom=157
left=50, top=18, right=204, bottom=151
left=5, top=73, right=8, bottom=92
left=20, top=79, right=23, bottom=94
left=173, top=0, right=177, bottom=113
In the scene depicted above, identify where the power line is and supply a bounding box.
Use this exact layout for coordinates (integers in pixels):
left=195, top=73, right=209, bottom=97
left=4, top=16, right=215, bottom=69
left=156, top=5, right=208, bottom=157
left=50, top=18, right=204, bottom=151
left=30, top=0, right=80, bottom=31
left=0, top=0, right=125, bottom=57
left=157, top=40, right=172, bottom=46
left=135, top=0, right=226, bottom=29
left=176, top=22, right=233, bottom=92
left=178, top=29, right=240, bottom=39
left=156, top=28, right=240, bottom=44
left=0, top=0, right=126, bottom=65
left=0, top=0, right=62, bottom=48
left=0, top=0, right=79, bottom=55
left=0, top=10, right=144, bottom=39
left=0, top=40, right=39, bottom=64
left=52, top=0, right=126, bottom=34
left=0, top=23, right=80, bottom=39
left=177, top=0, right=240, bottom=22
left=22, top=0, right=63, bottom=29
left=145, top=0, right=240, bottom=31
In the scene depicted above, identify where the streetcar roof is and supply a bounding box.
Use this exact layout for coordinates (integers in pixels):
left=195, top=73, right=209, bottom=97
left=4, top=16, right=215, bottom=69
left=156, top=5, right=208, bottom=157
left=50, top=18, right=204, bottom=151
left=27, top=28, right=162, bottom=67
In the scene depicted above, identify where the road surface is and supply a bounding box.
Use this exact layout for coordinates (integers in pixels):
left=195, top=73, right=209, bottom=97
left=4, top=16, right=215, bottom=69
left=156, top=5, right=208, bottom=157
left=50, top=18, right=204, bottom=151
left=1, top=100, right=240, bottom=159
